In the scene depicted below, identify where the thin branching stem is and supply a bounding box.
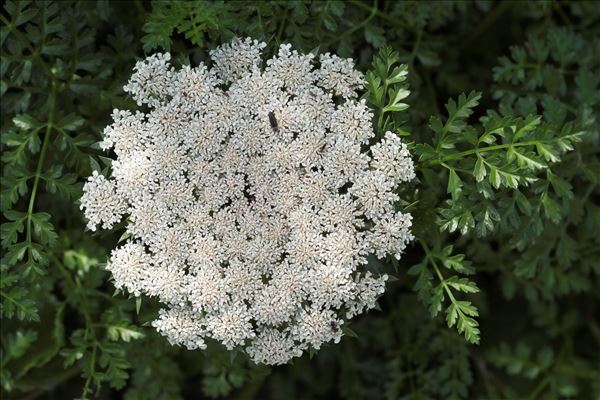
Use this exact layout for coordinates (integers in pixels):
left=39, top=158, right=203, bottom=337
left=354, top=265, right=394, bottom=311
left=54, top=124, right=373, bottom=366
left=423, top=140, right=545, bottom=168
left=0, top=14, right=54, bottom=76
left=420, top=240, right=457, bottom=304
left=49, top=252, right=100, bottom=400
left=321, top=0, right=378, bottom=49
left=25, top=79, right=57, bottom=265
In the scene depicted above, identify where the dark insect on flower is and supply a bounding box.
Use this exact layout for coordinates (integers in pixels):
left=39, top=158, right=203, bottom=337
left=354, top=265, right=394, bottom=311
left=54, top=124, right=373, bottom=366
left=317, top=142, right=326, bottom=153
left=330, top=321, right=339, bottom=332
left=268, top=111, right=279, bottom=132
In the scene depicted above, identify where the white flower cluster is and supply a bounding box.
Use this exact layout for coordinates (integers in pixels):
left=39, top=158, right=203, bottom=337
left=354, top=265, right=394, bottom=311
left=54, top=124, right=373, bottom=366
left=81, top=37, right=415, bottom=365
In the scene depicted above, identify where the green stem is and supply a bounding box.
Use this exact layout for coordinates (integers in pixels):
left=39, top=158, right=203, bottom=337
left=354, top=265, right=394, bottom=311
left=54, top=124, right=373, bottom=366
left=14, top=364, right=82, bottom=398
left=526, top=375, right=549, bottom=400
left=234, top=365, right=270, bottom=400
left=377, top=78, right=388, bottom=134
left=419, top=240, right=479, bottom=343
left=321, top=0, right=378, bottom=49
left=256, top=6, right=265, bottom=39
left=350, top=0, right=410, bottom=30
left=520, top=63, right=576, bottom=76
left=81, top=343, right=98, bottom=399
left=0, top=14, right=53, bottom=76
left=424, top=140, right=542, bottom=168
left=554, top=364, right=600, bottom=380
left=409, top=29, right=423, bottom=65
left=51, top=252, right=96, bottom=329
left=49, top=253, right=100, bottom=399
left=276, top=10, right=288, bottom=43
left=461, top=0, right=513, bottom=48
left=553, top=0, right=572, bottom=27
left=26, top=80, right=57, bottom=260
left=472, top=353, right=503, bottom=398
left=421, top=241, right=458, bottom=305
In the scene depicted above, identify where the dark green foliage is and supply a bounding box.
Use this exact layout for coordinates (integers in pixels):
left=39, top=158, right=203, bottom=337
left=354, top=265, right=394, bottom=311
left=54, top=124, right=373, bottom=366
left=1, top=1, right=599, bottom=399
left=141, top=1, right=238, bottom=52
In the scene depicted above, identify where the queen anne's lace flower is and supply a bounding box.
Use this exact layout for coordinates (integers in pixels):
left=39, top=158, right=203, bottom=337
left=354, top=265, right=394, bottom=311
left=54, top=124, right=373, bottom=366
left=80, top=171, right=126, bottom=231
left=81, top=38, right=415, bottom=365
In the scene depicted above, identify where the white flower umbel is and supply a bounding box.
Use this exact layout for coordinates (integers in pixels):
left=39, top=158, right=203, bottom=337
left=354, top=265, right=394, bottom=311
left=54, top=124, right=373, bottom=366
left=81, top=38, right=416, bottom=365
